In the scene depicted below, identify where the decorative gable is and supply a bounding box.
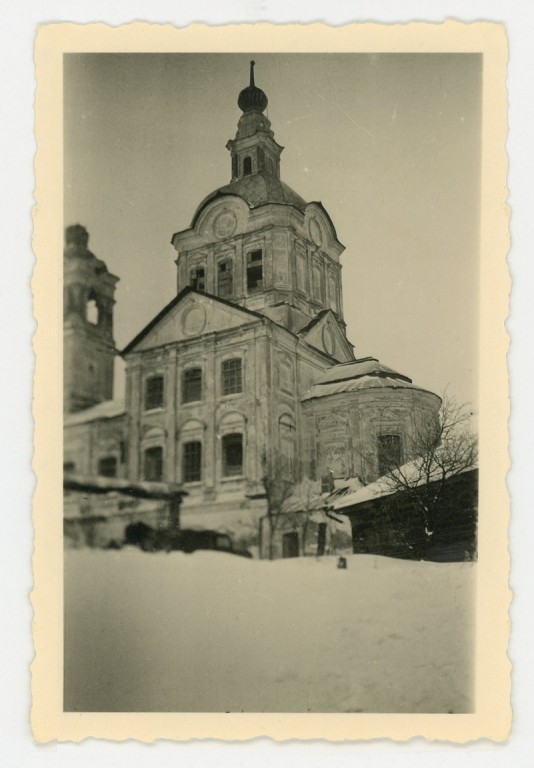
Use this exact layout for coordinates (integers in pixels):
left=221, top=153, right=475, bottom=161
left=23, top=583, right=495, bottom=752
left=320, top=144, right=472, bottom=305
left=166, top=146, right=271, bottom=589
left=299, top=310, right=354, bottom=363
left=123, top=289, right=264, bottom=355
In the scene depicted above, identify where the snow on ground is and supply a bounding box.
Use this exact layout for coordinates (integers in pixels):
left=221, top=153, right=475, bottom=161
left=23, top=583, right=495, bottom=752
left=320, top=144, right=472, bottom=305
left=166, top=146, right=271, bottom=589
left=64, top=549, right=475, bottom=713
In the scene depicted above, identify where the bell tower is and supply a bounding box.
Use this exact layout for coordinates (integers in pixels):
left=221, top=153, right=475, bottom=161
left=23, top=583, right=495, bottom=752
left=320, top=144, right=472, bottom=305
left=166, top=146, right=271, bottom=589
left=63, top=225, right=119, bottom=413
left=172, top=63, right=346, bottom=335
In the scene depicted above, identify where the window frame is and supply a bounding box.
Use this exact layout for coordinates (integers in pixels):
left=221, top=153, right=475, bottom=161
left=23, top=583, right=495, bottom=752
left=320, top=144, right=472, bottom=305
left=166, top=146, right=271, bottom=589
left=217, top=258, right=234, bottom=299
left=221, top=432, right=244, bottom=478
left=144, top=374, right=164, bottom=411
left=143, top=445, right=164, bottom=482
left=182, top=366, right=203, bottom=404
left=183, top=440, right=202, bottom=484
left=246, top=249, right=263, bottom=293
left=97, top=455, right=118, bottom=478
left=190, top=265, right=206, bottom=292
left=221, top=357, right=243, bottom=397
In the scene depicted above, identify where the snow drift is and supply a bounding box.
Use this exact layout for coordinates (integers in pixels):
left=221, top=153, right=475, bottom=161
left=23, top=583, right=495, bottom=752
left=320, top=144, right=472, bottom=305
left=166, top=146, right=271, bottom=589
left=64, top=549, right=475, bottom=713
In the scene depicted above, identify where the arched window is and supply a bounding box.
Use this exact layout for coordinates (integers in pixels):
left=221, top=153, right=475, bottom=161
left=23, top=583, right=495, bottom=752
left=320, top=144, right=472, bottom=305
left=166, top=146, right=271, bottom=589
left=97, top=456, right=117, bottom=478
left=183, top=441, right=202, bottom=483
left=217, top=259, right=234, bottom=298
left=86, top=291, right=99, bottom=325
left=183, top=367, right=202, bottom=403
left=222, top=433, right=243, bottom=477
left=243, top=156, right=252, bottom=176
left=221, top=358, right=242, bottom=396
left=145, top=375, right=164, bottom=410
left=143, top=446, right=163, bottom=482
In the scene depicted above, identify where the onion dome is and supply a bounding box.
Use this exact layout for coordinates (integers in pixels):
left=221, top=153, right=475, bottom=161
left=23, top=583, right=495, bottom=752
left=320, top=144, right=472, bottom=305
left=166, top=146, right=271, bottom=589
left=237, top=60, right=268, bottom=113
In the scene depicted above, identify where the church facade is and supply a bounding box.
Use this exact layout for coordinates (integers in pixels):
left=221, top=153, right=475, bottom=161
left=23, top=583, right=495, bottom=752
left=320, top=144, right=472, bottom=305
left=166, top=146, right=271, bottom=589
left=64, top=64, right=441, bottom=550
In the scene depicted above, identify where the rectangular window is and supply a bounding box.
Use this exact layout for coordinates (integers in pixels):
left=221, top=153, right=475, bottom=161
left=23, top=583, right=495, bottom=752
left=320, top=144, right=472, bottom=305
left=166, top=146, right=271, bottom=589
left=378, top=434, right=402, bottom=477
left=190, top=266, right=205, bottom=291
left=143, top=446, right=163, bottom=482
left=145, top=375, right=164, bottom=410
left=217, top=259, right=234, bottom=298
left=97, top=456, right=117, bottom=478
left=183, top=441, right=202, bottom=483
left=183, top=367, right=202, bottom=403
left=221, top=358, right=242, bottom=396
left=222, top=433, right=243, bottom=477
left=246, top=250, right=263, bottom=292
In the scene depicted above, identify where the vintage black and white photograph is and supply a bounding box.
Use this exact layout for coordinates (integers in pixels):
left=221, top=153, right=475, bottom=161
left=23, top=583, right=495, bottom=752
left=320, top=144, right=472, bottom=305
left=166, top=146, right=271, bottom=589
left=26, top=19, right=510, bottom=740
left=59, top=48, right=485, bottom=716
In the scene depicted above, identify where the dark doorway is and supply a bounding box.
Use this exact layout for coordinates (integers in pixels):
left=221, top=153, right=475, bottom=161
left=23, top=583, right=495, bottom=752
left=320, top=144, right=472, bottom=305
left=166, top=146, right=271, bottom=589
left=282, top=531, right=299, bottom=558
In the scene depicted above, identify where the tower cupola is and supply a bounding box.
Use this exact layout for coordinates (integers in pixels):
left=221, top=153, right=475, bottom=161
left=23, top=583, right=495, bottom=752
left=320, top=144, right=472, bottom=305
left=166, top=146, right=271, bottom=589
left=226, top=61, right=284, bottom=181
left=237, top=60, right=268, bottom=113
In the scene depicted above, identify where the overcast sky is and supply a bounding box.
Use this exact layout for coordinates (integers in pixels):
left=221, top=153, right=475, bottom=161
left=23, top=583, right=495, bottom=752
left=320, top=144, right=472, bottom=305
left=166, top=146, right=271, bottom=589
left=64, top=53, right=481, bottom=408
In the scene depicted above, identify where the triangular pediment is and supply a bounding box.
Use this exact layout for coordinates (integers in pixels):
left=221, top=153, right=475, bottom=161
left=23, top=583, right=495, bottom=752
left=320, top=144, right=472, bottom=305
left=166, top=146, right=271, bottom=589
left=299, top=311, right=354, bottom=363
left=123, top=288, right=264, bottom=354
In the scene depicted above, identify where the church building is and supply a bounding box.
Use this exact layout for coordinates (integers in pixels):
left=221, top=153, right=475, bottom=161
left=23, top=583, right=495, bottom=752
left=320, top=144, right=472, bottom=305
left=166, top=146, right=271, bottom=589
left=64, top=63, right=441, bottom=551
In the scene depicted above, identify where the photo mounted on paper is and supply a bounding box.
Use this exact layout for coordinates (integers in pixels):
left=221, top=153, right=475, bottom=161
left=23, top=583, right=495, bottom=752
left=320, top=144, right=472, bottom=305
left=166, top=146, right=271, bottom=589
left=32, top=21, right=510, bottom=743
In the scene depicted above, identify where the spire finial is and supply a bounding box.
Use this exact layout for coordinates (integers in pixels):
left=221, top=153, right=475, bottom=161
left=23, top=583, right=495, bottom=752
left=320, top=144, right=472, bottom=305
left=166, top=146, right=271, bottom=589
left=237, top=61, right=268, bottom=113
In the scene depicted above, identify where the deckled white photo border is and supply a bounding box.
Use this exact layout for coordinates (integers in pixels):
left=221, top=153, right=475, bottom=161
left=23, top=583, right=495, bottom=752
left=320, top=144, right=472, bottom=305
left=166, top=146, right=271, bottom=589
left=31, top=21, right=510, bottom=743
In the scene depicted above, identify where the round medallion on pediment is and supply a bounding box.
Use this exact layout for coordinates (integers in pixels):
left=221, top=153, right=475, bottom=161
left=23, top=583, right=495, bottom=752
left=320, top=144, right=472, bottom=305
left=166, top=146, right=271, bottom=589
left=322, top=325, right=336, bottom=356
left=182, top=303, right=207, bottom=337
left=309, top=216, right=323, bottom=247
left=214, top=210, right=237, bottom=239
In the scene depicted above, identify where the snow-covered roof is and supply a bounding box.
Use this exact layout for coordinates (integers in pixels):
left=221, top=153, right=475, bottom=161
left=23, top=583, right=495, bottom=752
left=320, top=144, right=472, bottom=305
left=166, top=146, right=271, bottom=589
left=64, top=473, right=187, bottom=500
left=281, top=477, right=365, bottom=514
left=313, top=357, right=410, bottom=385
left=301, top=357, right=438, bottom=402
left=332, top=460, right=477, bottom=512
left=64, top=399, right=126, bottom=426
left=302, top=374, right=426, bottom=401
